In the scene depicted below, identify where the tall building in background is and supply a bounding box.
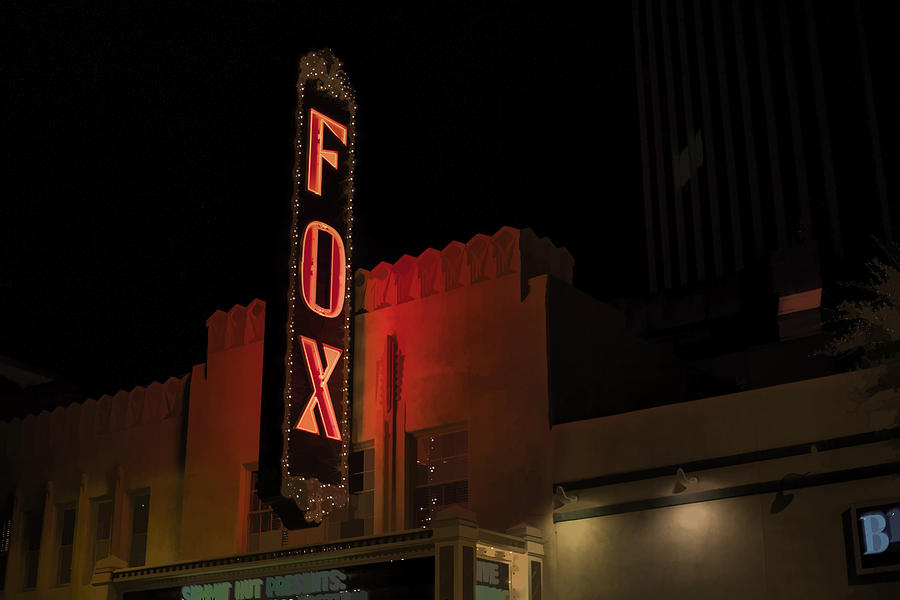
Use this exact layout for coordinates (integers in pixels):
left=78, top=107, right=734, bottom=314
left=627, top=0, right=896, bottom=373
left=633, top=0, right=894, bottom=292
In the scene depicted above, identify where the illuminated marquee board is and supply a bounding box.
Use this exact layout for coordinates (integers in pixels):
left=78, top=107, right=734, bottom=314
left=259, top=49, right=356, bottom=527
left=120, top=558, right=435, bottom=600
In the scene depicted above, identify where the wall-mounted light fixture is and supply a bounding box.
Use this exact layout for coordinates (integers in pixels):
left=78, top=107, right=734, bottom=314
left=554, top=486, right=579, bottom=509
left=672, top=467, right=699, bottom=494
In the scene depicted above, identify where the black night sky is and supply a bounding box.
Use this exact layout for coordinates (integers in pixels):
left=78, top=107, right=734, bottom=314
left=2, top=2, right=898, bottom=401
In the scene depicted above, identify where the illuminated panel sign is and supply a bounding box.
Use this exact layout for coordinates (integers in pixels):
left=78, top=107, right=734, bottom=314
left=184, top=570, right=358, bottom=600
left=846, top=498, right=900, bottom=583
left=120, top=558, right=435, bottom=600
left=476, top=559, right=510, bottom=600
left=259, top=49, right=355, bottom=527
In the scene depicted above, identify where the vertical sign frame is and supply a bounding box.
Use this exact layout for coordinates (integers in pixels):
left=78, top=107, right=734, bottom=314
left=259, top=49, right=356, bottom=528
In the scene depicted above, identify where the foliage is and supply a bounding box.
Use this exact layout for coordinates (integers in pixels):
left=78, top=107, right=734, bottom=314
left=826, top=241, right=900, bottom=396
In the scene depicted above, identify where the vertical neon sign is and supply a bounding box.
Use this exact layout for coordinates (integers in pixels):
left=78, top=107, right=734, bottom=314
left=259, top=49, right=356, bottom=527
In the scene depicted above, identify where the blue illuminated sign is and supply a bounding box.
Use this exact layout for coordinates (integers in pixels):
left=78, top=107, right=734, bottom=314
left=859, top=508, right=899, bottom=555
left=847, top=498, right=900, bottom=583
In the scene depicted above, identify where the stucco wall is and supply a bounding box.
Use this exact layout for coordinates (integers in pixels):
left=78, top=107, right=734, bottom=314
left=550, top=370, right=900, bottom=598
left=0, top=376, right=187, bottom=599
left=179, top=345, right=264, bottom=561
left=353, top=271, right=554, bottom=535
left=176, top=240, right=563, bottom=557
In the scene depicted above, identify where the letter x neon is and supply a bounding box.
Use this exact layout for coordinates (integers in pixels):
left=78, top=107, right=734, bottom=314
left=295, top=336, right=342, bottom=440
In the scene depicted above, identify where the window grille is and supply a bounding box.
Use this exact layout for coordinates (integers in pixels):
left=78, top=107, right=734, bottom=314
left=248, top=471, right=283, bottom=552
left=129, top=494, right=150, bottom=567
left=413, top=430, right=468, bottom=528
left=57, top=506, right=76, bottom=585
left=23, top=508, right=42, bottom=589
left=93, top=500, right=113, bottom=565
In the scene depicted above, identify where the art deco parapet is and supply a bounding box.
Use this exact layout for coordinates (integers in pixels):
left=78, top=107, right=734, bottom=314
left=91, top=376, right=187, bottom=433
left=0, top=374, right=188, bottom=460
left=206, top=298, right=266, bottom=355
left=354, top=227, right=574, bottom=313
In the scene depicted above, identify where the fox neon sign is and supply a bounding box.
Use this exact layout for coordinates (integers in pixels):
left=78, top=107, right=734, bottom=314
left=259, top=49, right=356, bottom=526
left=294, top=110, right=348, bottom=441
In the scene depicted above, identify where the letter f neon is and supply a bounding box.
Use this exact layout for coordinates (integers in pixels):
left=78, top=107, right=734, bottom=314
left=306, top=108, right=348, bottom=196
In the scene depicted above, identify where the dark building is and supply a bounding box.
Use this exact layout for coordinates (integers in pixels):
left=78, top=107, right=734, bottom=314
left=625, top=0, right=898, bottom=392
left=633, top=0, right=895, bottom=292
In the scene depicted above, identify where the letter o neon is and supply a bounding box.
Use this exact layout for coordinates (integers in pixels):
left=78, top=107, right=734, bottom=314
left=300, top=221, right=346, bottom=318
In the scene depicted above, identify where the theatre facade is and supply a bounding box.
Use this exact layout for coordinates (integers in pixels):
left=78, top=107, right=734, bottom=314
left=1, top=224, right=898, bottom=599
left=2, top=48, right=899, bottom=599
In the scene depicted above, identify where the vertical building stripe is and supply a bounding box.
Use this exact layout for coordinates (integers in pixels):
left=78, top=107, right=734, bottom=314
left=661, top=0, right=689, bottom=285
left=778, top=3, right=813, bottom=245
left=754, top=2, right=787, bottom=249
left=633, top=0, right=659, bottom=291
left=854, top=0, right=892, bottom=242
left=732, top=0, right=764, bottom=257
left=711, top=0, right=743, bottom=271
left=804, top=0, right=843, bottom=257
left=676, top=0, right=706, bottom=281
left=645, top=1, right=673, bottom=289
left=692, top=0, right=724, bottom=277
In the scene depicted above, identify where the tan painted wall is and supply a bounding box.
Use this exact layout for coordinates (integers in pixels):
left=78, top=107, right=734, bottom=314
left=352, top=271, right=554, bottom=535
left=179, top=315, right=265, bottom=561
left=551, top=370, right=900, bottom=599
left=175, top=229, right=566, bottom=557
left=10, top=225, right=896, bottom=599
left=0, top=376, right=187, bottom=600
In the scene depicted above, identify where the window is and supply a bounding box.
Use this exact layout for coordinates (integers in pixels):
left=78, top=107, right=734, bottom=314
left=413, top=430, right=468, bottom=528
left=323, top=446, right=374, bottom=540
left=0, top=499, right=11, bottom=590
left=93, top=500, right=113, bottom=565
left=23, top=508, right=42, bottom=589
left=346, top=447, right=375, bottom=538
left=56, top=506, right=75, bottom=585
left=129, top=494, right=150, bottom=567
left=347, top=447, right=375, bottom=537
left=248, top=471, right=282, bottom=552
left=530, top=560, right=542, bottom=600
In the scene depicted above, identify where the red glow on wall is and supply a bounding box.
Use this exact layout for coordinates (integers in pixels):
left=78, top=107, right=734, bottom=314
left=300, top=221, right=346, bottom=319
left=306, top=108, right=348, bottom=196
left=295, top=335, right=343, bottom=441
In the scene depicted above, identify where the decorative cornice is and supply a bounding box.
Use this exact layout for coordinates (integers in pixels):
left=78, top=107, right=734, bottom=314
left=110, top=530, right=435, bottom=584
left=476, top=529, right=527, bottom=552
left=0, top=374, right=188, bottom=458
left=206, top=299, right=266, bottom=354
left=354, top=226, right=574, bottom=313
